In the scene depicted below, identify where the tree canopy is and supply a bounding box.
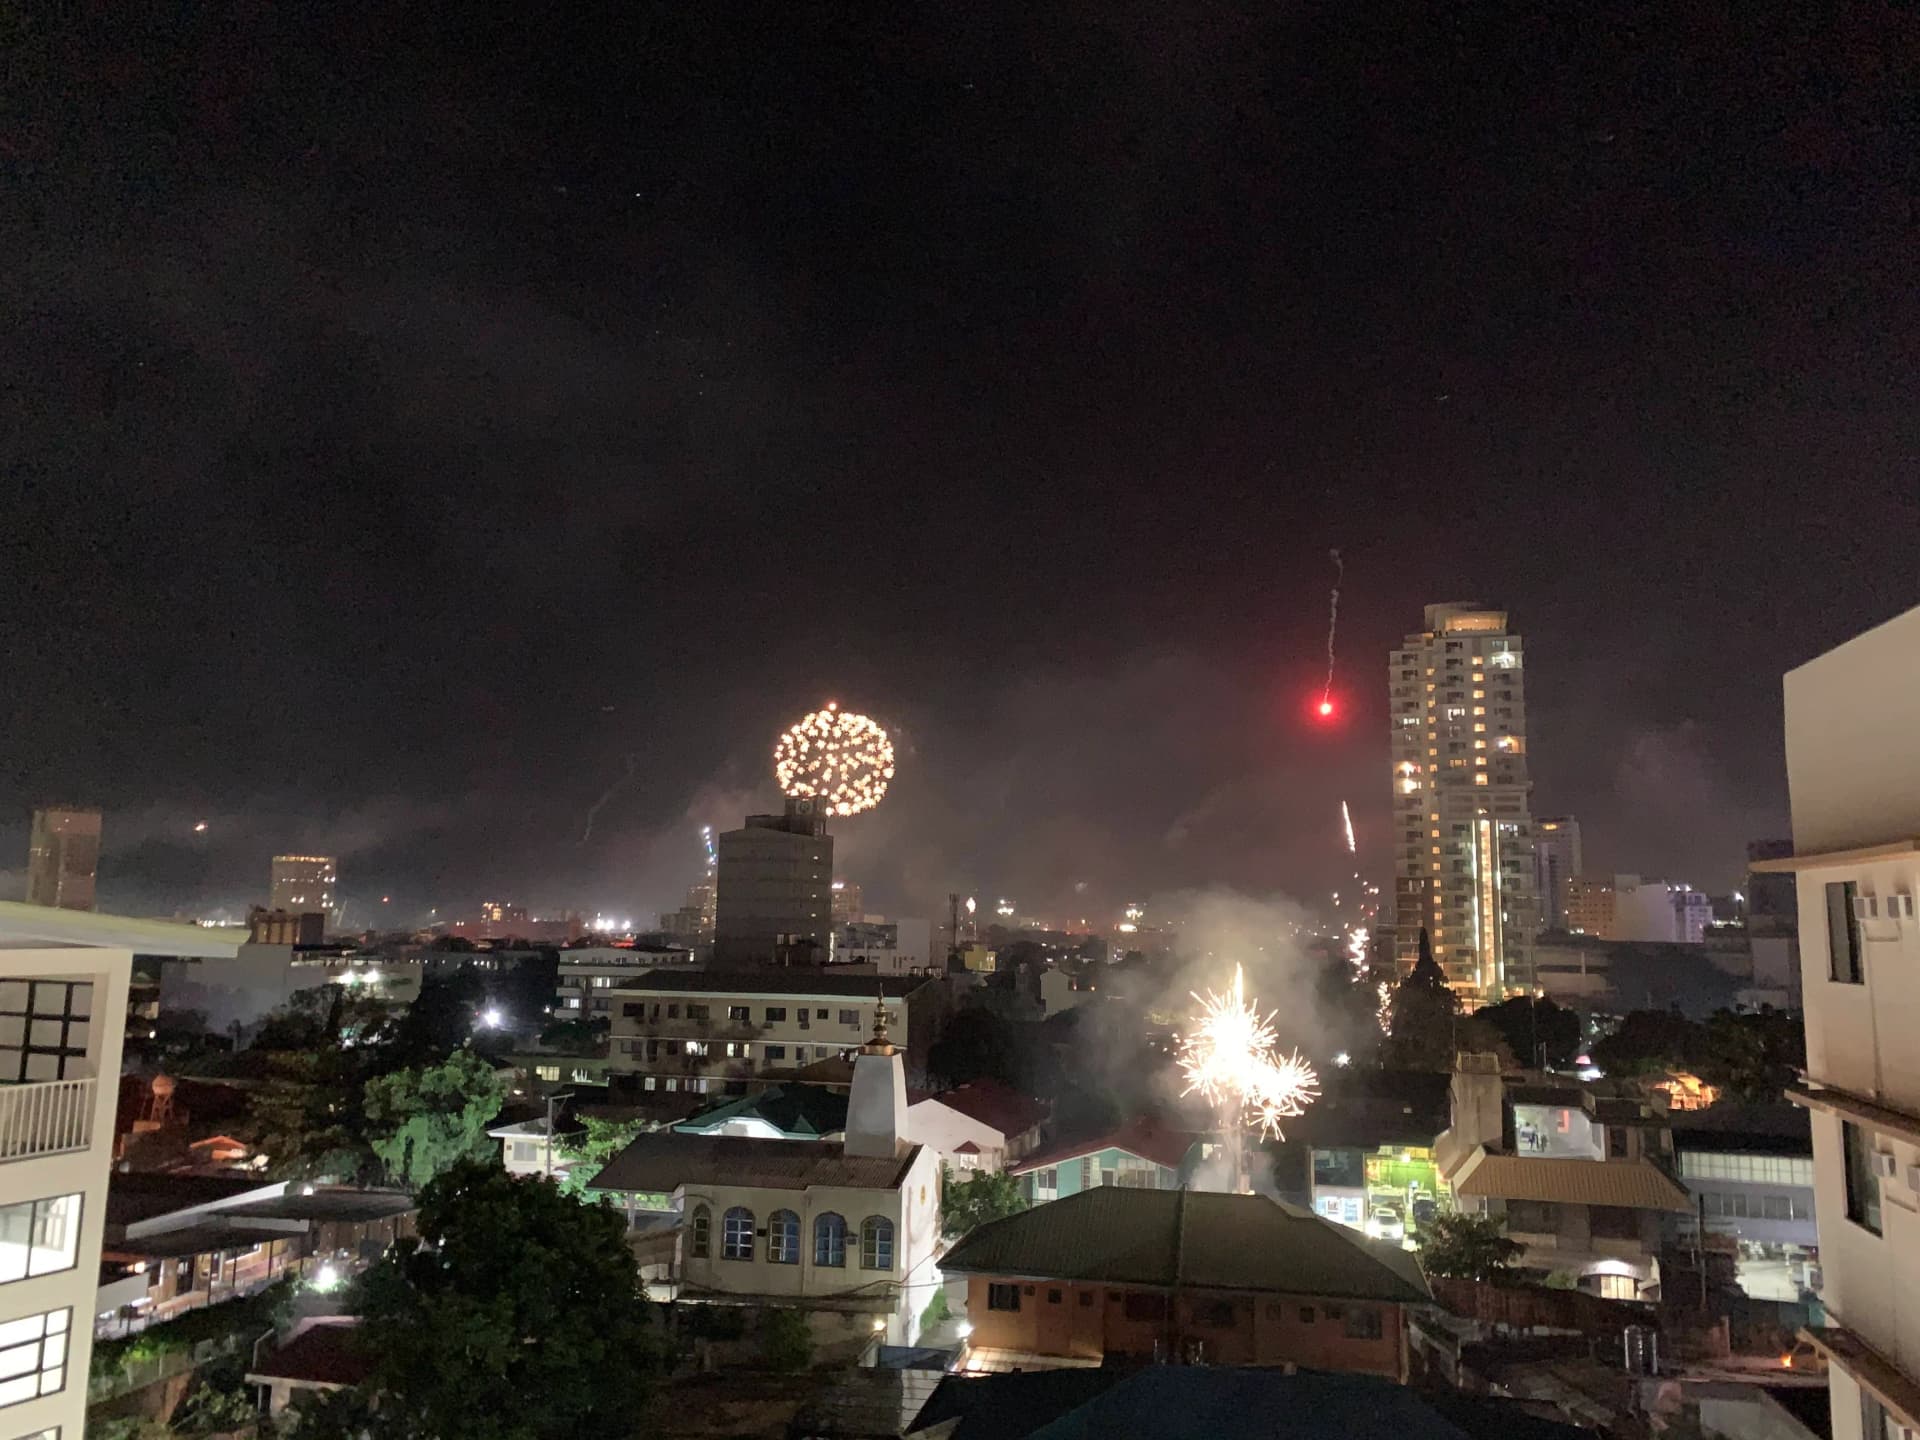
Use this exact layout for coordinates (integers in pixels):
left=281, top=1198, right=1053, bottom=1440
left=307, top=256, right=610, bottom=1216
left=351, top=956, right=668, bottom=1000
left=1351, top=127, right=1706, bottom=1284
left=554, top=1115, right=651, bottom=1197
left=1416, top=1212, right=1524, bottom=1283
left=364, top=1048, right=511, bottom=1191
left=940, top=1165, right=1027, bottom=1240
left=291, top=1160, right=662, bottom=1440
left=1477, top=995, right=1582, bottom=1070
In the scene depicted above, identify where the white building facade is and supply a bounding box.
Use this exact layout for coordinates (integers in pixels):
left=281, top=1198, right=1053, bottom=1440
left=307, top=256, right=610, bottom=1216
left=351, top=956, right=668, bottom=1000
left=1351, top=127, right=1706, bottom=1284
left=1389, top=603, right=1539, bottom=998
left=1762, top=604, right=1920, bottom=1440
left=0, top=903, right=242, bottom=1440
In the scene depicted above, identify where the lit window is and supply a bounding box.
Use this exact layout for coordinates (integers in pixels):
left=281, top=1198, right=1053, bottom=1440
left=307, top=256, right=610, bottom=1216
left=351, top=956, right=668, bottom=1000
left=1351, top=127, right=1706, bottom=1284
left=768, top=1210, right=800, bottom=1264
left=860, top=1216, right=895, bottom=1270
left=814, top=1212, right=848, bottom=1267
left=1472, top=690, right=1484, bottom=700
left=722, top=1207, right=755, bottom=1261
left=0, top=1307, right=69, bottom=1409
left=1474, top=774, right=1489, bottom=786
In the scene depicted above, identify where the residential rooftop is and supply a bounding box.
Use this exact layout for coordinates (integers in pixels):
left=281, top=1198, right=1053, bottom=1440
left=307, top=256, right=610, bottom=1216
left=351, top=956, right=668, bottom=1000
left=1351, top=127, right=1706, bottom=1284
left=1448, top=1149, right=1693, bottom=1211
left=610, top=968, right=931, bottom=998
left=1008, top=1118, right=1199, bottom=1175
left=588, top=1130, right=921, bottom=1195
left=940, top=1186, right=1431, bottom=1305
left=914, top=1079, right=1048, bottom=1139
left=673, top=1082, right=849, bottom=1139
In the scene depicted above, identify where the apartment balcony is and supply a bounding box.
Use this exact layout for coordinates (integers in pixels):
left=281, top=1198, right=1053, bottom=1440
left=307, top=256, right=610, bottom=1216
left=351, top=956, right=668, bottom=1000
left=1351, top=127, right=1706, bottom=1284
left=622, top=1017, right=764, bottom=1043
left=0, top=1074, right=97, bottom=1161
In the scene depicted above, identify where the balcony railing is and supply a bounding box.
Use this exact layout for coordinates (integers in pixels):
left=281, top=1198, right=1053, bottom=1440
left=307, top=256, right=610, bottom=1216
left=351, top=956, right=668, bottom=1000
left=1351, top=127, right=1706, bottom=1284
left=0, top=1075, right=96, bottom=1161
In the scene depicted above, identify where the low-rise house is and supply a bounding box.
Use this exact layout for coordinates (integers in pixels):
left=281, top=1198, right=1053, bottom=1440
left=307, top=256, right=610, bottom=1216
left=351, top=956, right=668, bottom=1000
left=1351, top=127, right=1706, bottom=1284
left=939, top=1186, right=1431, bottom=1378
left=1292, top=1070, right=1452, bottom=1237
left=584, top=1011, right=944, bottom=1345
left=491, top=1117, right=569, bottom=1178
left=1435, top=1057, right=1691, bottom=1298
left=1669, top=1104, right=1818, bottom=1301
left=246, top=1318, right=372, bottom=1417
left=1007, top=1120, right=1199, bottom=1204
left=907, top=1080, right=1048, bottom=1173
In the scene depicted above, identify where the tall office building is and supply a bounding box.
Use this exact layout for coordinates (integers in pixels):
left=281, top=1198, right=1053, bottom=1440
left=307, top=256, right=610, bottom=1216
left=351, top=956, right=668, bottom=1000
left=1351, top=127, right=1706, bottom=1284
left=268, top=855, right=336, bottom=916
left=1389, top=603, right=1539, bottom=999
left=1760, top=602, right=1920, bottom=1440
left=26, top=807, right=102, bottom=912
left=1533, top=817, right=1583, bottom=931
left=713, top=798, right=833, bottom=967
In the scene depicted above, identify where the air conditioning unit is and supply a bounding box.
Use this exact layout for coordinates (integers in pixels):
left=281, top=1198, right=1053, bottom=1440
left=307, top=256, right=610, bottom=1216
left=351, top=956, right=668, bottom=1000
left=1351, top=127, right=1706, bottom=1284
left=1906, top=1163, right=1920, bottom=1195
left=1872, top=1152, right=1900, bottom=1180
left=1891, top=894, right=1917, bottom=921
left=1854, top=895, right=1879, bottom=921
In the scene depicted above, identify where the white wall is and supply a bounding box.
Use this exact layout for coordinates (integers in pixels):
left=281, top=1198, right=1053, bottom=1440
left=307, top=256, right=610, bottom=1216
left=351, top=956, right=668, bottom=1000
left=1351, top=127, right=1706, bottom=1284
left=0, top=945, right=131, bottom=1440
left=904, top=1099, right=1007, bottom=1172
left=1781, top=603, right=1920, bottom=1432
left=676, top=1145, right=942, bottom=1344
left=1784, top=605, right=1920, bottom=856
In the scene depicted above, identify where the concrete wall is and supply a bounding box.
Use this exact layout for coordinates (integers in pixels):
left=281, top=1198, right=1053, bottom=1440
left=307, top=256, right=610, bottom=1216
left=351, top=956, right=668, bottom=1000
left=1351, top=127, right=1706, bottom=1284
left=1016, top=1147, right=1179, bottom=1202
left=903, top=1099, right=1006, bottom=1172
left=961, top=1275, right=1406, bottom=1379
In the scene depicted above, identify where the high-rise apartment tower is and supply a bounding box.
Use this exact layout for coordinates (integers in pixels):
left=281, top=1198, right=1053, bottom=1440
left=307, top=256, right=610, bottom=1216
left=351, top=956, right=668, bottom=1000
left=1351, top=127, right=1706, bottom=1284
left=268, top=855, right=336, bottom=916
left=1389, top=604, right=1538, bottom=998
left=27, top=807, right=101, bottom=912
left=1533, top=817, right=1583, bottom=931
left=713, top=798, right=833, bottom=967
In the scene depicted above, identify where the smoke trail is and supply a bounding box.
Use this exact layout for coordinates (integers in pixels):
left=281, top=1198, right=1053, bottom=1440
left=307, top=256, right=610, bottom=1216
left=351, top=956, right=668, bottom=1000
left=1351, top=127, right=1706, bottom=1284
left=1321, top=548, right=1343, bottom=705
left=579, top=753, right=640, bottom=843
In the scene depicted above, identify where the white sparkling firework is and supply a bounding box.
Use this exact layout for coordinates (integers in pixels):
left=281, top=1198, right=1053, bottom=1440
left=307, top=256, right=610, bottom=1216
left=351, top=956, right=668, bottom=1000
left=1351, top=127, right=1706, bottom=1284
left=1341, top=799, right=1356, bottom=856
left=773, top=704, right=897, bottom=817
left=1178, top=964, right=1320, bottom=1140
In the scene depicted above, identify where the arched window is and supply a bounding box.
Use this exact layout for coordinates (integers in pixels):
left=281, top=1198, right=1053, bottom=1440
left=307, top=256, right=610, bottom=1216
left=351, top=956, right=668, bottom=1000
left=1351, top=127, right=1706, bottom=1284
left=860, top=1216, right=895, bottom=1271
left=722, top=1206, right=755, bottom=1261
left=768, top=1209, right=800, bottom=1265
left=690, top=1205, right=711, bottom=1260
left=814, top=1212, right=847, bottom=1268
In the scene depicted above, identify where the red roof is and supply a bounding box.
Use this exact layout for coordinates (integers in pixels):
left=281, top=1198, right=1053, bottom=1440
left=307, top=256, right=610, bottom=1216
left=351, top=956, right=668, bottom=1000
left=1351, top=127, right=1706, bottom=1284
left=1009, top=1119, right=1200, bottom=1175
left=921, top=1080, right=1048, bottom=1140
left=954, top=1140, right=982, bottom=1154
left=248, top=1323, right=372, bottom=1388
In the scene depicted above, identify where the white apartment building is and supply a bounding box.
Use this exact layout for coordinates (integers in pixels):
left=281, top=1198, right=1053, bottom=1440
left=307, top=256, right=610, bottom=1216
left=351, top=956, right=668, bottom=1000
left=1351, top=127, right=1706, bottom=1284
left=1533, top=817, right=1583, bottom=932
left=607, top=971, right=940, bottom=1096
left=1389, top=603, right=1539, bottom=998
left=0, top=902, right=243, bottom=1440
left=552, top=944, right=697, bottom=1019
left=1758, top=604, right=1920, bottom=1440
left=831, top=919, right=934, bottom=975
left=1613, top=876, right=1714, bottom=945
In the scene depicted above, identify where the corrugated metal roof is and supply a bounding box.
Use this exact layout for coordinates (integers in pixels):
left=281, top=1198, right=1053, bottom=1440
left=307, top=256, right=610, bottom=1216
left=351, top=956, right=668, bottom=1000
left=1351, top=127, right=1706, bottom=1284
left=939, top=1187, right=1431, bottom=1304
left=0, top=901, right=246, bottom=956
left=587, top=1130, right=919, bottom=1194
left=1448, top=1149, right=1693, bottom=1211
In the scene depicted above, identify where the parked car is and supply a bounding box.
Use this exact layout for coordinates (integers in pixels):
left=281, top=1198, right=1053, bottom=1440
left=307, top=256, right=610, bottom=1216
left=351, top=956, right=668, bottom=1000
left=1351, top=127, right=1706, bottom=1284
left=1365, top=1204, right=1405, bottom=1242
left=1411, top=1196, right=1438, bottom=1228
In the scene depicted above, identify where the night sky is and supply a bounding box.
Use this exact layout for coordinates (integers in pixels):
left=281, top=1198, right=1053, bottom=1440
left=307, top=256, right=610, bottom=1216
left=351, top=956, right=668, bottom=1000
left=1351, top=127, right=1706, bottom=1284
left=4, top=4, right=1916, bottom=925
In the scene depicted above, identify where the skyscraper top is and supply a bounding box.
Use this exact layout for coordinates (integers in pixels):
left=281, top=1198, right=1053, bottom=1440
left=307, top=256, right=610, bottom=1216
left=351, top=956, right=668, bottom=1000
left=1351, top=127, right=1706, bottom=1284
left=1422, top=603, right=1508, bottom=634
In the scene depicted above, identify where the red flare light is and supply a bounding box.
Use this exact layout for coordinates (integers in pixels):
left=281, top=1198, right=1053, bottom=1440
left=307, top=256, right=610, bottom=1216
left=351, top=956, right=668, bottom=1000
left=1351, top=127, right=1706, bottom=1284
left=1317, top=699, right=1334, bottom=717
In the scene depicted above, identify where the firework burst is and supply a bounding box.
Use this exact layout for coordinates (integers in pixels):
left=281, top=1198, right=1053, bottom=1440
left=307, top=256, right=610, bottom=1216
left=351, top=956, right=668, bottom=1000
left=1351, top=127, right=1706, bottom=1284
left=773, top=703, right=896, bottom=817
left=1178, top=964, right=1321, bottom=1141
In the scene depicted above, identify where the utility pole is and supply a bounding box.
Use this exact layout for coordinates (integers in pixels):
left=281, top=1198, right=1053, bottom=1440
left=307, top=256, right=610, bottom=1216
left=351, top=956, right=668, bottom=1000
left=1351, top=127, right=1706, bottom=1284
left=545, top=1090, right=575, bottom=1180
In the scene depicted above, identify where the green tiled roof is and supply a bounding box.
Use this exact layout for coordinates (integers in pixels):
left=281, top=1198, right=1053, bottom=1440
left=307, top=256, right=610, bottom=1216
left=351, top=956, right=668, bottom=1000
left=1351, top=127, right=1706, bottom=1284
left=673, top=1083, right=849, bottom=1139
left=939, top=1186, right=1431, bottom=1305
